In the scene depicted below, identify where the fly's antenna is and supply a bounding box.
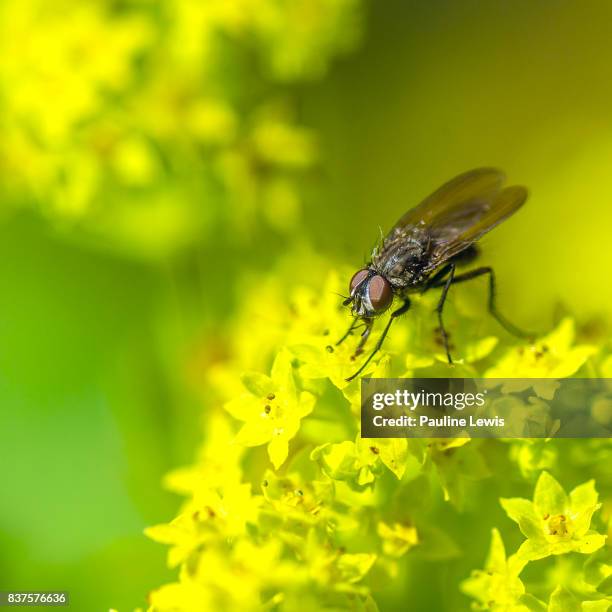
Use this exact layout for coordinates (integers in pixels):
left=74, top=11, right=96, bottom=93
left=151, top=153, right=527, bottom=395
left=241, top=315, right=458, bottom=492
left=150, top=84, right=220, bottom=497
left=332, top=290, right=353, bottom=306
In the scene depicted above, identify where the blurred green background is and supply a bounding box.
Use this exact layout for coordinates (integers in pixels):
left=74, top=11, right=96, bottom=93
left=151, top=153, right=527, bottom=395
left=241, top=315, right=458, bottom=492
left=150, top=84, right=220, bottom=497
left=1, top=0, right=612, bottom=609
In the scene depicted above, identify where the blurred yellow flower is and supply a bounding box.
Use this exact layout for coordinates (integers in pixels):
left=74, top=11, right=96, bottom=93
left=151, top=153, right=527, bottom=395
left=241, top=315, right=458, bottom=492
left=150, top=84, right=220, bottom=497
left=0, top=0, right=362, bottom=255
left=485, top=318, right=596, bottom=381
left=377, top=521, right=419, bottom=557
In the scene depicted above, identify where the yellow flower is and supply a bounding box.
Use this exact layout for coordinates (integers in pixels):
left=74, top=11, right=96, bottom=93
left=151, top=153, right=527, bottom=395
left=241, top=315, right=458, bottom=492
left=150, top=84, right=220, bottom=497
left=224, top=348, right=316, bottom=468
left=146, top=481, right=261, bottom=567
left=501, top=472, right=606, bottom=562
left=485, top=318, right=596, bottom=387
left=377, top=521, right=419, bottom=557
left=311, top=435, right=413, bottom=486
left=163, top=412, right=244, bottom=495
left=461, top=529, right=527, bottom=610
left=0, top=0, right=362, bottom=250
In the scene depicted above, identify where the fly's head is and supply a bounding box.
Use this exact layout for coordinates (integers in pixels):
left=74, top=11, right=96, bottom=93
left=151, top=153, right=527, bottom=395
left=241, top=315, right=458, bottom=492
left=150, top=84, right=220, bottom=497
left=345, top=268, right=394, bottom=318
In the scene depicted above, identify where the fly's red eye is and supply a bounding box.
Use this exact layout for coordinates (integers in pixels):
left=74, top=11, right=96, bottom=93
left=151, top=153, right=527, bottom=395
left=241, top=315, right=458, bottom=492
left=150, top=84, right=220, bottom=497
left=368, top=275, right=393, bottom=312
left=349, top=269, right=369, bottom=293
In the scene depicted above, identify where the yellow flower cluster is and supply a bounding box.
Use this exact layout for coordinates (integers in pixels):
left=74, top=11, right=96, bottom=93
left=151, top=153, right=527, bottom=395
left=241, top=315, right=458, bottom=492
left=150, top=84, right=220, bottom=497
left=463, top=473, right=609, bottom=610
left=144, top=251, right=608, bottom=611
left=0, top=0, right=361, bottom=256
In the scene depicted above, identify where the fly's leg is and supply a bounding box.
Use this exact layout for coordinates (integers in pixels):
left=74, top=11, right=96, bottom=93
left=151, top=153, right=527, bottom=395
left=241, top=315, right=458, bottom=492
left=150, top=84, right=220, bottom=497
left=346, top=299, right=411, bottom=382
left=420, top=246, right=479, bottom=295
left=336, top=317, right=363, bottom=346
left=423, top=263, right=453, bottom=292
left=430, top=266, right=533, bottom=340
left=435, top=264, right=456, bottom=364
left=352, top=319, right=373, bottom=357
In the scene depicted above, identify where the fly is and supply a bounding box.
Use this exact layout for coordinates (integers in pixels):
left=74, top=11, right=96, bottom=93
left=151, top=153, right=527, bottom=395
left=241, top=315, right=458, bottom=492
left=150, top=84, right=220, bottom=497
left=339, top=168, right=531, bottom=381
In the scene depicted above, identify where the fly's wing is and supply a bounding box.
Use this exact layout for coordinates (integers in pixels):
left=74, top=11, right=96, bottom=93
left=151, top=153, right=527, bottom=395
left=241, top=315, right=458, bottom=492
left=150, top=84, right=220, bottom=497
left=386, top=168, right=526, bottom=273
left=390, top=168, right=507, bottom=233
left=423, top=184, right=528, bottom=272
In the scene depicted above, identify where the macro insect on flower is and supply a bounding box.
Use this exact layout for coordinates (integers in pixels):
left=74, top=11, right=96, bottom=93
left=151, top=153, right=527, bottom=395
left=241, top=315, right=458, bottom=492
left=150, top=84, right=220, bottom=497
left=339, top=168, right=532, bottom=381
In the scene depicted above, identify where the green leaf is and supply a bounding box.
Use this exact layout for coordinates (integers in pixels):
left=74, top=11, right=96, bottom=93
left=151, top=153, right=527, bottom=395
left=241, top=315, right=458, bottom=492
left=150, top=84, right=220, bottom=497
left=534, top=472, right=568, bottom=516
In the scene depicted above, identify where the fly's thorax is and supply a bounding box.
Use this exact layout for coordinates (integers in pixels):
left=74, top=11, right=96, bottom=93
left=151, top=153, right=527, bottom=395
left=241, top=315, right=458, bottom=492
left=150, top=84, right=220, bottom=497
left=371, top=226, right=429, bottom=289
